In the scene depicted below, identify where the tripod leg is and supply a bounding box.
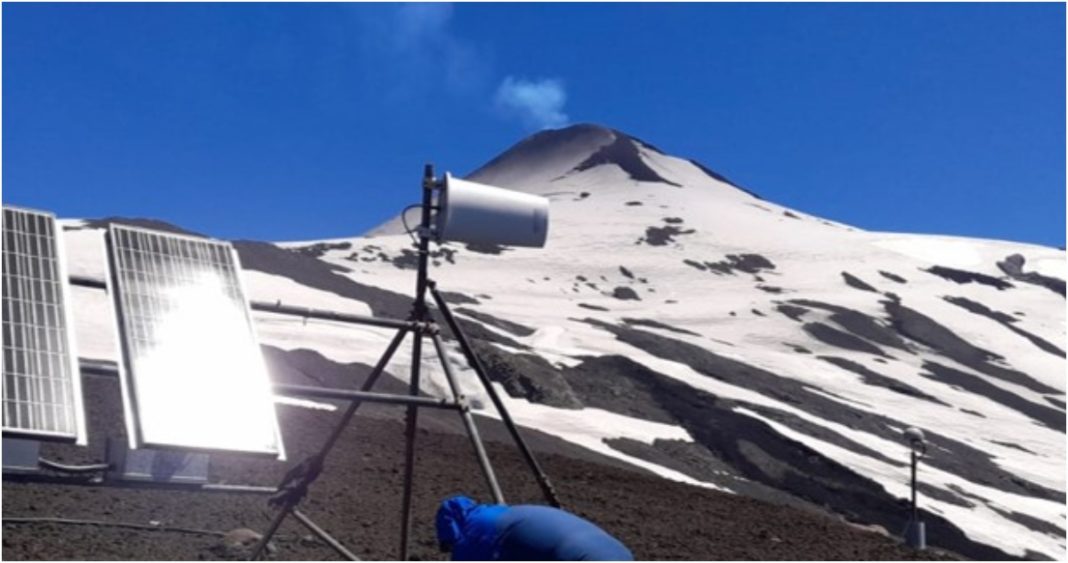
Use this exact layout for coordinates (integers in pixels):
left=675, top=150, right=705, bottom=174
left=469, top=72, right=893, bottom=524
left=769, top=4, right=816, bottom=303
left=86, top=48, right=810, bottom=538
left=292, top=509, right=361, bottom=561
left=398, top=332, right=423, bottom=560
left=429, top=332, right=505, bottom=504
left=248, top=328, right=410, bottom=561
left=427, top=282, right=562, bottom=508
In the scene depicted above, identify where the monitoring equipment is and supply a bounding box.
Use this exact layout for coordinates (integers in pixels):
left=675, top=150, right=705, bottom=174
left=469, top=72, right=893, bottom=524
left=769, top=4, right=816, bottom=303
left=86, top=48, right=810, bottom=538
left=106, top=225, right=284, bottom=458
left=433, top=173, right=549, bottom=248
left=902, top=426, right=927, bottom=550
left=2, top=206, right=87, bottom=445
left=904, top=426, right=926, bottom=450
left=248, top=164, right=559, bottom=561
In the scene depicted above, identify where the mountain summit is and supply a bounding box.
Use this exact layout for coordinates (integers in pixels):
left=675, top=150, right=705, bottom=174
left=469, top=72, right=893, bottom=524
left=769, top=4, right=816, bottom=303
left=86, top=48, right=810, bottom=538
left=466, top=123, right=749, bottom=195
left=371, top=123, right=758, bottom=237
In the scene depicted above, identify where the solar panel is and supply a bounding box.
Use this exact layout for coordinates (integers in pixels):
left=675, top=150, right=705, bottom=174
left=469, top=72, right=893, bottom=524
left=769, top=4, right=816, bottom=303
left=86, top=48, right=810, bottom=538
left=107, top=224, right=284, bottom=457
left=2, top=206, right=87, bottom=444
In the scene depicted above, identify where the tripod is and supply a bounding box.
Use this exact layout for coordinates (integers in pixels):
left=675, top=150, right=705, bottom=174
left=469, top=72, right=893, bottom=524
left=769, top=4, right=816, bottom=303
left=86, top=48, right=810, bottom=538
left=249, top=165, right=561, bottom=561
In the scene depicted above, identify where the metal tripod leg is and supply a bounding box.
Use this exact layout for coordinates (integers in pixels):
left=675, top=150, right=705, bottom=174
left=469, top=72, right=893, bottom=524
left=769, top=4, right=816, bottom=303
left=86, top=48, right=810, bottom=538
left=248, top=328, right=409, bottom=561
left=398, top=331, right=423, bottom=560
left=427, top=281, right=562, bottom=508
left=292, top=509, right=361, bottom=561
left=429, top=331, right=505, bottom=504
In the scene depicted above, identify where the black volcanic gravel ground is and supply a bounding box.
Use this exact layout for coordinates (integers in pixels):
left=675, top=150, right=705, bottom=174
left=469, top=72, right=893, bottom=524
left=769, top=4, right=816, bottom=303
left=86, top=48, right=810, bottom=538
left=3, top=404, right=950, bottom=561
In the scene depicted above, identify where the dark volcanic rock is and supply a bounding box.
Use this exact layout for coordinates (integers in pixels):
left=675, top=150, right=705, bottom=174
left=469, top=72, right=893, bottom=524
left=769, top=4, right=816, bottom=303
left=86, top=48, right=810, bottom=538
left=883, top=301, right=1060, bottom=395
left=471, top=341, right=582, bottom=409
left=603, top=438, right=831, bottom=515
left=687, top=158, right=763, bottom=200
left=789, top=300, right=912, bottom=353
left=84, top=217, right=206, bottom=237
left=818, top=356, right=948, bottom=405
left=572, top=134, right=681, bottom=186
left=233, top=240, right=412, bottom=319
left=233, top=240, right=523, bottom=350
left=464, top=242, right=507, bottom=255
left=561, top=339, right=997, bottom=559
left=621, top=317, right=699, bottom=336
left=987, top=507, right=1068, bottom=538
left=923, top=266, right=1014, bottom=291
left=455, top=307, right=537, bottom=337
left=611, top=287, right=641, bottom=301
left=803, top=323, right=887, bottom=357
left=290, top=241, right=353, bottom=259
left=997, top=253, right=1066, bottom=297
left=704, top=254, right=777, bottom=275
left=437, top=291, right=480, bottom=305
left=841, top=272, right=878, bottom=292
left=776, top=304, right=810, bottom=321
left=639, top=225, right=695, bottom=246
left=879, top=271, right=907, bottom=284
left=943, top=296, right=1065, bottom=357
left=581, top=318, right=1063, bottom=508
left=683, top=259, right=707, bottom=271
left=920, top=361, right=1065, bottom=432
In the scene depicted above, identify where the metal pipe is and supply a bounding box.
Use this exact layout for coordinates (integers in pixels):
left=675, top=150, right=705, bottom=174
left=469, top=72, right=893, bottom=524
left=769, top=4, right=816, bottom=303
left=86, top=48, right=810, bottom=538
left=68, top=275, right=108, bottom=290
left=274, top=384, right=460, bottom=410
left=910, top=450, right=918, bottom=521
left=398, top=333, right=423, bottom=561
left=428, top=281, right=562, bottom=508
left=250, top=300, right=416, bottom=332
left=429, top=332, right=505, bottom=504
left=79, top=358, right=120, bottom=377
left=292, top=509, right=361, bottom=561
left=397, top=163, right=437, bottom=560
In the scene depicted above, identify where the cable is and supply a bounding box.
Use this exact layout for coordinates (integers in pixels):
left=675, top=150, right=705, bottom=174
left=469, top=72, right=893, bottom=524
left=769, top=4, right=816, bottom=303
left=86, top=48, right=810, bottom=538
left=1, top=516, right=224, bottom=537
left=38, top=458, right=111, bottom=474
left=399, top=204, right=422, bottom=246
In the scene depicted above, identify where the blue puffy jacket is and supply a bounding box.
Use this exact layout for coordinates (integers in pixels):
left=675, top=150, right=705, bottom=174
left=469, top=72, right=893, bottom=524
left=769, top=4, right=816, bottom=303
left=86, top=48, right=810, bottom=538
left=436, top=495, right=634, bottom=561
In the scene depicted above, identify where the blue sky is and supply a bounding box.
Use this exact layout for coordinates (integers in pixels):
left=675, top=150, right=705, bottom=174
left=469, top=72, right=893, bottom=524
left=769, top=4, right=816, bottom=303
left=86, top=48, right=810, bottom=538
left=3, top=3, right=1064, bottom=246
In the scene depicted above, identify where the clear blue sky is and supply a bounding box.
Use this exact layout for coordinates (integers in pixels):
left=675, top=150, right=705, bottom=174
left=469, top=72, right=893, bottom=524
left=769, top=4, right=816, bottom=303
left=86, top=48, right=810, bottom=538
left=4, top=3, right=1064, bottom=247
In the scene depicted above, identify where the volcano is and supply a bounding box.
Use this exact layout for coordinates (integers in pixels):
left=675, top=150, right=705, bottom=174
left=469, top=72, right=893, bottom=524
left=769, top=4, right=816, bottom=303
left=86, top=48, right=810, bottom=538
left=4, top=124, right=1064, bottom=560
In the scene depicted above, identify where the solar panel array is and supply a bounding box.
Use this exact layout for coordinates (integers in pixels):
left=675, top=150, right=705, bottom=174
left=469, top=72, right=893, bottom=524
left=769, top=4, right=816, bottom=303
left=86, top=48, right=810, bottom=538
left=2, top=206, right=86, bottom=444
left=108, top=225, right=284, bottom=457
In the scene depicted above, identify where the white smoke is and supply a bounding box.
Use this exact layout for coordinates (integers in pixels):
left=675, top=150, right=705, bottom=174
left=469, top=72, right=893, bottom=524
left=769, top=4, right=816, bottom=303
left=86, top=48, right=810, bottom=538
left=494, top=76, right=569, bottom=130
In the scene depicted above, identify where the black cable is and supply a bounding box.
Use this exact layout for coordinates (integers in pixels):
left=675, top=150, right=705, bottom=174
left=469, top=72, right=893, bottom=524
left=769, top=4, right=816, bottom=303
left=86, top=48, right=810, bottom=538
left=38, top=458, right=112, bottom=474
left=2, top=516, right=224, bottom=537
left=400, top=204, right=422, bottom=246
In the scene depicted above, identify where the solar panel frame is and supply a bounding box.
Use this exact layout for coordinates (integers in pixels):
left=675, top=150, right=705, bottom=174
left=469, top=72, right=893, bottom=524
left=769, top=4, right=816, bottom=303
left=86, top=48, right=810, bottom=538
left=106, top=224, right=285, bottom=458
left=2, top=206, right=88, bottom=445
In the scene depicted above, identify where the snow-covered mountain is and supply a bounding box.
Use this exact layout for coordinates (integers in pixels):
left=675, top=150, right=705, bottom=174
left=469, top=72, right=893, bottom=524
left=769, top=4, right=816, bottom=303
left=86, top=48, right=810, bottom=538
left=61, top=124, right=1064, bottom=559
